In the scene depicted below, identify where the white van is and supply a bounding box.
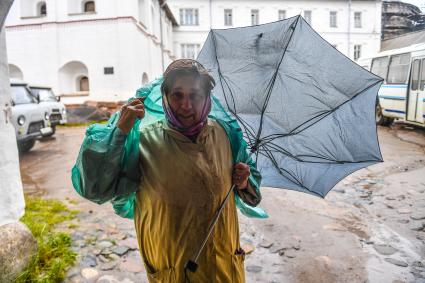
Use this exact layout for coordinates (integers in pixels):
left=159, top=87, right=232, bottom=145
left=357, top=43, right=425, bottom=127
left=10, top=80, right=52, bottom=152
left=29, top=85, right=67, bottom=136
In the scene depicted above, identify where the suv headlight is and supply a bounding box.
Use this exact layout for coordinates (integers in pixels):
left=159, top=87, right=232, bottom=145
left=17, top=115, right=26, bottom=125
left=45, top=112, right=50, bottom=120
left=62, top=108, right=66, bottom=115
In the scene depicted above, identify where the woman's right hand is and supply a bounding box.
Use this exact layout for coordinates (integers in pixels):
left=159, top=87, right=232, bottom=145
left=117, top=97, right=146, bottom=134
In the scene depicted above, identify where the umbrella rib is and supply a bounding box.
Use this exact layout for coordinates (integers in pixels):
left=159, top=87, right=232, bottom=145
left=211, top=31, right=258, bottom=148
left=264, top=141, right=381, bottom=164
left=260, top=78, right=383, bottom=143
left=255, top=16, right=300, bottom=148
left=260, top=144, right=307, bottom=190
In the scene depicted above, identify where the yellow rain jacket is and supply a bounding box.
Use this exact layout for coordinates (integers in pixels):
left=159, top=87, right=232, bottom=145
left=72, top=78, right=268, bottom=282
left=134, top=119, right=259, bottom=282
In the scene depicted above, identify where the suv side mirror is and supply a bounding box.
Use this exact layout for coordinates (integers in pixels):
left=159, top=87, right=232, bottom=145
left=56, top=96, right=61, bottom=102
left=36, top=94, right=40, bottom=103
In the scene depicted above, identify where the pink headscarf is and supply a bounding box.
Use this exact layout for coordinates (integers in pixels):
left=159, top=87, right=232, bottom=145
left=162, top=92, right=211, bottom=139
left=161, top=59, right=215, bottom=140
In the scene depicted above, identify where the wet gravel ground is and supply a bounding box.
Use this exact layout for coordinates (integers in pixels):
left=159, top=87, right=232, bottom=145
left=19, top=123, right=425, bottom=283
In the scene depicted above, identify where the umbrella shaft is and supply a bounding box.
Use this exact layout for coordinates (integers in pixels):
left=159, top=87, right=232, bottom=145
left=193, top=183, right=236, bottom=263
left=192, top=151, right=254, bottom=264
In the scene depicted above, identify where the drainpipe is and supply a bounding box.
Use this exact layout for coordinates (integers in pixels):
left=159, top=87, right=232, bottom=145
left=347, top=0, right=352, bottom=58
left=159, top=0, right=166, bottom=72
left=209, top=0, right=212, bottom=29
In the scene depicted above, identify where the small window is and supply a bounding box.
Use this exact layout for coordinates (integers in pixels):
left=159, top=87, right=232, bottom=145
left=278, top=10, right=286, bottom=20
left=38, top=2, right=47, bottom=16
left=142, top=72, right=149, bottom=85
left=411, top=59, right=420, bottom=91
left=330, top=11, right=337, bottom=28
left=179, top=8, right=199, bottom=26
left=354, top=12, right=362, bottom=28
left=224, top=9, right=232, bottom=26
left=251, top=9, right=259, bottom=26
left=181, top=44, right=200, bottom=59
left=79, top=76, right=89, bottom=91
left=104, top=67, right=114, bottom=75
left=387, top=53, right=411, bottom=84
left=304, top=10, right=312, bottom=25
left=84, top=1, right=95, bottom=13
left=354, top=44, right=361, bottom=61
left=371, top=56, right=390, bottom=80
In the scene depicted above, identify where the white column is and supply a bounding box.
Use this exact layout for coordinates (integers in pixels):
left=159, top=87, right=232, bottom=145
left=0, top=0, right=25, bottom=227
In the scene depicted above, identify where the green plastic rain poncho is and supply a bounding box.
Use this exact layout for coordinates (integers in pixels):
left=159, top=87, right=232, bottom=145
left=71, top=78, right=267, bottom=219
left=71, top=78, right=268, bottom=282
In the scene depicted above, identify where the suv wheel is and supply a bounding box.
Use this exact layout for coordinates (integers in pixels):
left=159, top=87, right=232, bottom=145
left=18, top=139, right=36, bottom=153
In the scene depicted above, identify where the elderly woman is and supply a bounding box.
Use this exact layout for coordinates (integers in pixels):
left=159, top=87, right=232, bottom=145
left=72, top=59, right=263, bottom=282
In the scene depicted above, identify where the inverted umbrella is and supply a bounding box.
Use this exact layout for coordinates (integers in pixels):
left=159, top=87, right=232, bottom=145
left=184, top=15, right=383, bottom=272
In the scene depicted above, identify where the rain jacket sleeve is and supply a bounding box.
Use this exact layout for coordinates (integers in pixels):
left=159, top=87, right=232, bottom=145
left=71, top=111, right=141, bottom=219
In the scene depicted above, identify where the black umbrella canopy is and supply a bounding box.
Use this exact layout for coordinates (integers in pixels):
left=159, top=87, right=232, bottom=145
left=197, top=16, right=383, bottom=197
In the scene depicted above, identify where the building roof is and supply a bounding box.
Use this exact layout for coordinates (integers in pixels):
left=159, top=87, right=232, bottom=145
left=160, top=0, right=178, bottom=26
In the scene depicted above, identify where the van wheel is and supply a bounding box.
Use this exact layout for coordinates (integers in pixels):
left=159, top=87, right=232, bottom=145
left=18, top=139, right=36, bottom=153
left=376, top=102, right=394, bottom=126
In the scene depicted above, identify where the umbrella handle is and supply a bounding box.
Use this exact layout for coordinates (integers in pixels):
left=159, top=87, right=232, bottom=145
left=185, top=151, right=254, bottom=273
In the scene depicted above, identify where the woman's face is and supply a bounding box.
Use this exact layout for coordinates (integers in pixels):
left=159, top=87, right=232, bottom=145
left=168, top=75, right=207, bottom=128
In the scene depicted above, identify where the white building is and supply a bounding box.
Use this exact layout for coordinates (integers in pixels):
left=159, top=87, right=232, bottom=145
left=169, top=0, right=382, bottom=62
left=5, top=0, right=177, bottom=103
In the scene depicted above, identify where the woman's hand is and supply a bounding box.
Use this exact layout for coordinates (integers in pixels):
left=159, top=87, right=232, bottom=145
left=117, top=98, right=146, bottom=134
left=233, top=162, right=250, bottom=190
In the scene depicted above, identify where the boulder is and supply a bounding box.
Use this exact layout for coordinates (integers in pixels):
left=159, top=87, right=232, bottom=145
left=0, top=222, right=37, bottom=283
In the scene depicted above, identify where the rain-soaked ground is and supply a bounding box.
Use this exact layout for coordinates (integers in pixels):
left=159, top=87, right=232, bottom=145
left=19, top=123, right=425, bottom=283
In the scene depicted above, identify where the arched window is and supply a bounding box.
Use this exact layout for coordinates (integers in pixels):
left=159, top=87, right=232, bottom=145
left=79, top=76, right=89, bottom=91
left=142, top=73, right=149, bottom=85
left=37, top=1, right=47, bottom=16
left=84, top=1, right=95, bottom=13
left=59, top=61, right=89, bottom=95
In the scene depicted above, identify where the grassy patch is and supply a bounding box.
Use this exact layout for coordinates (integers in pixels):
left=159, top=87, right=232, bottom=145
left=15, top=196, right=79, bottom=283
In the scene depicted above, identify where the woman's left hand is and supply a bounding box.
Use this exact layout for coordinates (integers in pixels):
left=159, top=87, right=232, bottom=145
left=233, top=163, right=250, bottom=190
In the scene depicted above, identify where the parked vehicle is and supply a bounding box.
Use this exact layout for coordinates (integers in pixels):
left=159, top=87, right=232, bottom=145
left=357, top=43, right=425, bottom=127
left=10, top=80, right=52, bottom=152
left=29, top=85, right=67, bottom=136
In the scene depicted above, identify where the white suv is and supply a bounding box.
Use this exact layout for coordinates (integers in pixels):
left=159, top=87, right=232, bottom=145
left=10, top=80, right=52, bottom=152
left=29, top=85, right=67, bottom=136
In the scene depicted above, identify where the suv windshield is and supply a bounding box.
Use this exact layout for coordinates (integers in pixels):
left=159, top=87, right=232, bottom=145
left=30, top=88, right=57, bottom=102
left=11, top=85, right=37, bottom=105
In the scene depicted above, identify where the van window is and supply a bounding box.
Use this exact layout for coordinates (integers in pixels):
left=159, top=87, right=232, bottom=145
left=411, top=59, right=421, bottom=91
left=421, top=59, right=425, bottom=91
left=387, top=53, right=411, bottom=84
left=11, top=85, right=37, bottom=105
left=31, top=88, right=57, bottom=102
left=371, top=57, right=389, bottom=81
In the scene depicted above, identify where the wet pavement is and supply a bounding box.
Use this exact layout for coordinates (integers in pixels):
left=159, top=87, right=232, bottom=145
left=19, top=123, right=425, bottom=283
